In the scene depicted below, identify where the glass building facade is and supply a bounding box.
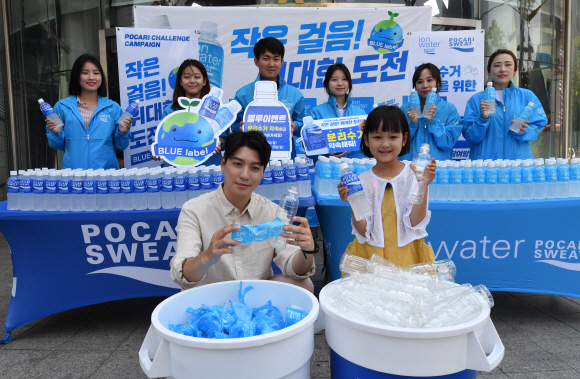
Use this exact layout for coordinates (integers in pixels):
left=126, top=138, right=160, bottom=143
left=0, top=0, right=578, bottom=200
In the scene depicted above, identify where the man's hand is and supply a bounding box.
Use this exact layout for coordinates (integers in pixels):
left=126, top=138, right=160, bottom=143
left=118, top=116, right=133, bottom=133
left=46, top=116, right=62, bottom=133
left=203, top=224, right=241, bottom=265
left=281, top=216, right=315, bottom=252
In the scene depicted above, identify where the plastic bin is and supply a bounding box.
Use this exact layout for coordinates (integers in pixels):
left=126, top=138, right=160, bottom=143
left=319, top=282, right=504, bottom=378
left=139, top=280, right=319, bottom=379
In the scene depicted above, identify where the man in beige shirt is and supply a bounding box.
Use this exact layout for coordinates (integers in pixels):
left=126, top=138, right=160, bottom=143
left=170, top=130, right=316, bottom=292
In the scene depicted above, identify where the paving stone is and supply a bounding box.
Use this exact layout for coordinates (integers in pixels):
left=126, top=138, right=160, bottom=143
left=508, top=371, right=580, bottom=379
left=310, top=360, right=330, bottom=379
left=60, top=324, right=137, bottom=352
left=519, top=295, right=580, bottom=315
left=3, top=325, right=80, bottom=351
left=23, top=351, right=110, bottom=379
left=0, top=349, right=50, bottom=379
left=89, top=350, right=150, bottom=379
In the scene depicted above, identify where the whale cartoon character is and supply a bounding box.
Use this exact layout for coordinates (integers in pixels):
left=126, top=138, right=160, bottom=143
left=369, top=11, right=404, bottom=53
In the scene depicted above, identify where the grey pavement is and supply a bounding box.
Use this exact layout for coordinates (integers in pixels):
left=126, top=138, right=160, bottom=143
left=1, top=230, right=580, bottom=378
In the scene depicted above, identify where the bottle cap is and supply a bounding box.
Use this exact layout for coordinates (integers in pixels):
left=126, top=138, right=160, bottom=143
left=38, top=98, right=44, bottom=104
left=487, top=82, right=493, bottom=87
left=24, top=172, right=30, bottom=176
left=439, top=162, right=446, bottom=168
left=431, top=88, right=437, bottom=92
left=303, top=116, right=313, bottom=124
left=571, top=158, right=580, bottom=164
left=134, top=100, right=140, bottom=105
left=420, top=143, right=430, bottom=152
left=288, top=186, right=298, bottom=195
left=49, top=171, right=56, bottom=176
left=500, top=162, right=506, bottom=167
left=10, top=171, right=17, bottom=175
left=188, top=168, right=198, bottom=174
left=488, top=162, right=495, bottom=168
left=287, top=159, right=293, bottom=165
left=339, top=162, right=349, bottom=170
left=528, top=102, right=534, bottom=107
left=476, top=162, right=482, bottom=167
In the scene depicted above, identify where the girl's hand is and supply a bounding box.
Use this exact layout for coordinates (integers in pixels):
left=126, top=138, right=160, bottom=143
left=118, top=116, right=133, bottom=133
left=511, top=120, right=529, bottom=134
left=46, top=117, right=62, bottom=133
left=338, top=182, right=349, bottom=202
left=410, top=158, right=436, bottom=185
left=480, top=100, right=490, bottom=119
left=426, top=105, right=437, bottom=120
left=212, top=138, right=223, bottom=156
left=406, top=107, right=419, bottom=125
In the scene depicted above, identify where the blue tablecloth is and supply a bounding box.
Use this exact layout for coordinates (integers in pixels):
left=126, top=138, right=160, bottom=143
left=314, top=190, right=580, bottom=299
left=0, top=196, right=315, bottom=338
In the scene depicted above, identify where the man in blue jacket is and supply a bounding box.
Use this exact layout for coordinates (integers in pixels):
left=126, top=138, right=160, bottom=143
left=230, top=37, right=305, bottom=159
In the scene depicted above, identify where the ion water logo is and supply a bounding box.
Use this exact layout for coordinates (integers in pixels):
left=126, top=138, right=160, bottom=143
left=168, top=67, right=179, bottom=90
left=534, top=240, right=580, bottom=271
left=367, top=11, right=404, bottom=53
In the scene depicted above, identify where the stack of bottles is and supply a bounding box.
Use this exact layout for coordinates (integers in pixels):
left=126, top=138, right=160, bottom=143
left=429, top=158, right=580, bottom=201
left=6, top=165, right=228, bottom=212
left=325, top=253, right=494, bottom=329
left=314, top=156, right=376, bottom=196
left=168, top=282, right=308, bottom=339
left=254, top=157, right=311, bottom=201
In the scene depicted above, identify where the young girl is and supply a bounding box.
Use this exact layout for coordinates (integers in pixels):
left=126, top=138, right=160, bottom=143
left=154, top=59, right=222, bottom=165
left=45, top=54, right=132, bottom=169
left=401, top=63, right=462, bottom=162
left=310, top=63, right=367, bottom=159
left=338, top=106, right=436, bottom=267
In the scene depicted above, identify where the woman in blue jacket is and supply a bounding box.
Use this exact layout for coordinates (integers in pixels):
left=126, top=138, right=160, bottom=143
left=310, top=63, right=367, bottom=159
left=46, top=54, right=131, bottom=169
left=400, top=63, right=462, bottom=161
left=462, top=49, right=548, bottom=160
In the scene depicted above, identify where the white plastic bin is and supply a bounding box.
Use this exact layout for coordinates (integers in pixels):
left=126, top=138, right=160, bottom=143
left=139, top=280, right=319, bottom=379
left=319, top=282, right=504, bottom=378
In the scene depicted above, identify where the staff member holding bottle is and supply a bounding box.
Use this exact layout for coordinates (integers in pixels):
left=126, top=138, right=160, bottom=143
left=45, top=54, right=132, bottom=169
left=463, top=49, right=548, bottom=160
left=400, top=63, right=462, bottom=161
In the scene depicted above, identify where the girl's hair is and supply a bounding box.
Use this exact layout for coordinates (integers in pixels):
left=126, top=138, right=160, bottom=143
left=323, top=63, right=353, bottom=96
left=172, top=59, right=211, bottom=111
left=360, top=105, right=410, bottom=158
left=487, top=49, right=518, bottom=73
left=69, top=54, right=107, bottom=97
left=412, top=63, right=442, bottom=93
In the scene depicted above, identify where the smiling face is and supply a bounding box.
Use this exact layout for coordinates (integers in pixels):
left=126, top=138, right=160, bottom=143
left=364, top=121, right=408, bottom=164
left=415, top=68, right=438, bottom=99
left=489, top=53, right=516, bottom=88
left=221, top=147, right=264, bottom=200
left=374, top=21, right=403, bottom=43
left=328, top=69, right=349, bottom=98
left=254, top=50, right=283, bottom=82
left=164, top=116, right=214, bottom=148
left=180, top=65, right=206, bottom=99
left=79, top=62, right=102, bottom=94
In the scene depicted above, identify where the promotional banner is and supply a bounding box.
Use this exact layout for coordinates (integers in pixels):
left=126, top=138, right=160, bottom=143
left=300, top=115, right=367, bottom=156
left=134, top=6, right=432, bottom=114
left=117, top=27, right=198, bottom=168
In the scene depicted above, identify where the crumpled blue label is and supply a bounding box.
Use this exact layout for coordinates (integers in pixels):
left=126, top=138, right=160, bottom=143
left=231, top=218, right=285, bottom=244
left=284, top=307, right=308, bottom=328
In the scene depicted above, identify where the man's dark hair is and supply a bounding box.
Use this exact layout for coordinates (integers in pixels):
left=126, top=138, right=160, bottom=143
left=253, top=37, right=285, bottom=60
left=223, top=131, right=271, bottom=170
left=360, top=105, right=410, bottom=158
left=323, top=63, right=353, bottom=96
left=412, top=63, right=442, bottom=93
left=487, top=49, right=518, bottom=73
left=69, top=54, right=108, bottom=97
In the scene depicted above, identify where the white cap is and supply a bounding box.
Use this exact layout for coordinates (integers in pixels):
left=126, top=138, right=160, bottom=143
left=303, top=116, right=313, bottom=124
left=18, top=170, right=25, bottom=174
left=329, top=156, right=341, bottom=163
left=528, top=102, right=534, bottom=107
left=287, top=159, right=293, bottom=165
left=431, top=88, right=437, bottom=92
left=136, top=172, right=143, bottom=177
left=523, top=161, right=531, bottom=166
left=511, top=161, right=519, bottom=167
left=534, top=160, right=543, bottom=165
left=453, top=162, right=459, bottom=167
left=546, top=159, right=555, bottom=165
left=188, top=168, right=198, bottom=174
left=476, top=162, right=482, bottom=167
left=10, top=171, right=17, bottom=175
left=38, top=98, right=45, bottom=104
left=24, top=171, right=30, bottom=176
left=49, top=171, right=56, bottom=176
left=74, top=171, right=84, bottom=177
left=319, top=156, right=329, bottom=162
left=439, top=161, right=446, bottom=168
left=201, top=167, right=209, bottom=172
left=571, top=158, right=580, bottom=164
left=500, top=162, right=507, bottom=167
left=124, top=172, right=132, bottom=177
left=487, top=82, right=493, bottom=87
left=288, top=186, right=298, bottom=195
left=488, top=162, right=496, bottom=168
left=464, top=162, right=471, bottom=168
left=177, top=169, right=184, bottom=175
left=339, top=162, right=349, bottom=171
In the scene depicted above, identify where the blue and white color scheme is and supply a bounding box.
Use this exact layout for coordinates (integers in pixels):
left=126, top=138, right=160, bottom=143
left=301, top=115, right=367, bottom=155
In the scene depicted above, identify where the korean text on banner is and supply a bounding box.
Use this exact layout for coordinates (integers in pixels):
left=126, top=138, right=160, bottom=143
left=116, top=27, right=198, bottom=168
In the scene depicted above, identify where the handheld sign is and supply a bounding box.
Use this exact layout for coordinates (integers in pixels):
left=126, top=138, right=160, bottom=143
left=151, top=88, right=241, bottom=167
left=300, top=115, right=367, bottom=156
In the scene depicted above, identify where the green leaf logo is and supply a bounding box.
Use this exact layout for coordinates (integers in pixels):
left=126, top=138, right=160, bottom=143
left=178, top=97, right=201, bottom=112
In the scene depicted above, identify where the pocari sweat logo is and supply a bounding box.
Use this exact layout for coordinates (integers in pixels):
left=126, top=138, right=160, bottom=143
left=534, top=240, right=580, bottom=271
left=368, top=11, right=404, bottom=53
left=97, top=111, right=110, bottom=123
left=449, top=37, right=475, bottom=53
left=168, top=67, right=179, bottom=90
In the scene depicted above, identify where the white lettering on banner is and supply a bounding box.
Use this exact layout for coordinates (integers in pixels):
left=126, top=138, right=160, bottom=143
left=107, top=244, right=138, bottom=263
left=131, top=222, right=151, bottom=242
left=163, top=241, right=177, bottom=261
left=155, top=221, right=177, bottom=240
left=105, top=223, right=126, bottom=243
left=86, top=245, right=104, bottom=264
left=533, top=240, right=580, bottom=261
left=143, top=243, right=159, bottom=261
left=81, top=225, right=100, bottom=244
left=427, top=237, right=525, bottom=259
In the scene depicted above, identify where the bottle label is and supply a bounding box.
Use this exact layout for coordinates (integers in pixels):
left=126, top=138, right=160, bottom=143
left=262, top=170, right=273, bottom=185
left=497, top=170, right=509, bottom=184
left=32, top=179, right=45, bottom=194
left=188, top=175, right=200, bottom=191
left=126, top=103, right=139, bottom=116
left=321, top=165, right=332, bottom=179
left=133, top=178, right=146, bottom=193
left=244, top=105, right=291, bottom=152
left=485, top=171, right=497, bottom=184
left=212, top=175, right=224, bottom=189
left=557, top=167, right=569, bottom=181
left=545, top=169, right=557, bottom=182
left=7, top=177, right=20, bottom=193
left=297, top=166, right=309, bottom=181
left=84, top=180, right=96, bottom=194
left=340, top=172, right=364, bottom=195
left=273, top=169, right=285, bottom=184
left=285, top=167, right=297, bottom=182
left=475, top=170, right=486, bottom=184
left=121, top=179, right=133, bottom=193
left=231, top=218, right=285, bottom=244
left=510, top=170, right=522, bottom=184
left=303, top=126, right=327, bottom=152
left=147, top=178, right=160, bottom=192
left=438, top=171, right=450, bottom=184
left=174, top=177, right=186, bottom=192
left=200, top=175, right=212, bottom=190
left=199, top=41, right=224, bottom=88
left=462, top=171, right=474, bottom=184
left=199, top=97, right=221, bottom=120
left=215, top=108, right=234, bottom=128
left=109, top=179, right=121, bottom=194
left=71, top=180, right=84, bottom=194
left=162, top=178, right=174, bottom=192
left=533, top=168, right=545, bottom=182
left=45, top=179, right=57, bottom=194
left=522, top=169, right=533, bottom=183
left=450, top=171, right=462, bottom=184
left=58, top=179, right=70, bottom=194
left=570, top=166, right=580, bottom=181
left=40, top=103, right=55, bottom=116
left=97, top=180, right=109, bottom=194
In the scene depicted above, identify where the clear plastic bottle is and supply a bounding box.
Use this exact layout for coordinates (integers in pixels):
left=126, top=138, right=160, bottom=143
left=198, top=21, right=224, bottom=89
left=108, top=172, right=122, bottom=211
left=271, top=186, right=299, bottom=250
left=147, top=170, right=162, bottom=210
left=448, top=161, right=462, bottom=202
left=296, top=157, right=311, bottom=198
left=436, top=162, right=450, bottom=201
left=422, top=88, right=438, bottom=121
left=329, top=156, right=342, bottom=197
left=214, top=101, right=242, bottom=134
left=544, top=159, right=558, bottom=199
left=409, top=89, right=421, bottom=120
left=199, top=87, right=223, bottom=121
left=212, top=166, right=224, bottom=190
left=339, top=253, right=371, bottom=275
left=57, top=172, right=71, bottom=211
left=509, top=102, right=534, bottom=133
left=273, top=161, right=286, bottom=201
left=532, top=160, right=546, bottom=200
left=121, top=171, right=134, bottom=210
left=569, top=158, right=580, bottom=198
left=70, top=171, right=85, bottom=212
left=406, top=259, right=457, bottom=282
left=483, top=82, right=496, bottom=116
left=462, top=161, right=474, bottom=201
left=174, top=170, right=188, bottom=208
left=161, top=170, right=176, bottom=209
left=118, top=100, right=140, bottom=125
left=509, top=161, right=523, bottom=201
left=199, top=167, right=213, bottom=197
left=285, top=159, right=298, bottom=193
left=31, top=171, right=46, bottom=211
left=497, top=162, right=510, bottom=201
left=134, top=172, right=148, bottom=210
left=353, top=158, right=366, bottom=176
left=44, top=171, right=58, bottom=211
left=318, top=156, right=332, bottom=196
left=340, top=162, right=373, bottom=221
left=187, top=168, right=200, bottom=200
left=521, top=161, right=534, bottom=200
left=429, top=162, right=438, bottom=202
left=96, top=172, right=110, bottom=211
left=484, top=162, right=498, bottom=201
left=7, top=171, right=19, bottom=210
left=262, top=164, right=275, bottom=200
left=556, top=158, right=570, bottom=199
left=301, top=116, right=329, bottom=155
left=473, top=162, right=485, bottom=201
left=83, top=171, right=97, bottom=212
left=407, top=144, right=432, bottom=204
left=39, top=98, right=63, bottom=130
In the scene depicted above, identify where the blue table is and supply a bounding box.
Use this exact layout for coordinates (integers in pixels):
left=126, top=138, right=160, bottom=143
left=314, top=190, right=580, bottom=299
left=0, top=196, right=315, bottom=342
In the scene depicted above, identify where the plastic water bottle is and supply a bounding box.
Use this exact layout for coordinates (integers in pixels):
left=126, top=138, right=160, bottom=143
left=318, top=156, right=332, bottom=196
left=446, top=161, right=459, bottom=201
left=301, top=116, right=329, bottom=155
left=353, top=158, right=366, bottom=176
left=271, top=186, right=299, bottom=250
left=544, top=159, right=558, bottom=199
left=340, top=163, right=373, bottom=221
left=473, top=162, right=485, bottom=201
left=146, top=170, right=161, bottom=209
left=96, top=172, right=110, bottom=211
left=70, top=172, right=85, bottom=211
left=43, top=171, right=58, bottom=211
left=509, top=162, right=523, bottom=201
left=118, top=100, right=140, bottom=125
left=212, top=166, right=224, bottom=189
left=429, top=163, right=438, bottom=201
left=19, top=172, right=33, bottom=211
left=521, top=161, right=534, bottom=200
left=496, top=162, right=510, bottom=201
left=533, top=160, right=546, bottom=199
left=409, top=90, right=421, bottom=120
left=39, top=98, right=63, bottom=131
left=422, top=88, right=438, bottom=121
left=435, top=162, right=449, bottom=201
left=121, top=172, right=134, bottom=210
left=57, top=172, right=71, bottom=211
left=187, top=168, right=200, bottom=199
left=295, top=158, right=311, bottom=198
left=262, top=164, right=275, bottom=200
left=556, top=158, right=570, bottom=199
left=407, top=144, right=432, bottom=204
left=462, top=161, right=474, bottom=201
left=329, top=156, right=341, bottom=197
left=107, top=172, right=121, bottom=211
left=174, top=170, right=188, bottom=208
left=7, top=171, right=20, bottom=210
left=568, top=158, right=580, bottom=198
left=484, top=82, right=496, bottom=116
left=198, top=21, right=224, bottom=88
left=484, top=162, right=498, bottom=201
left=31, top=171, right=46, bottom=211
left=199, top=167, right=213, bottom=197
left=133, top=172, right=148, bottom=210
left=509, top=102, right=534, bottom=133
left=161, top=170, right=176, bottom=209
left=83, top=172, right=97, bottom=211
left=285, top=160, right=298, bottom=193
left=273, top=161, right=286, bottom=201
left=199, top=87, right=223, bottom=121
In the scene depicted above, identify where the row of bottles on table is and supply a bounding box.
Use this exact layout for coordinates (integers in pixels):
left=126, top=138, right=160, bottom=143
left=430, top=157, right=580, bottom=201
left=6, top=165, right=227, bottom=212
left=314, top=156, right=377, bottom=197
left=254, top=157, right=311, bottom=201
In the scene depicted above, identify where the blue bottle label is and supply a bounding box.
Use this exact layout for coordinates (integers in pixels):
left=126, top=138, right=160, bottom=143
left=174, top=177, right=186, bottom=192
left=262, top=170, right=273, bottom=185
left=162, top=178, right=174, bottom=192
left=340, top=172, right=364, bottom=195
left=188, top=175, right=200, bottom=191
left=71, top=180, right=84, bottom=194
left=97, top=180, right=109, bottom=194
left=7, top=177, right=20, bottom=193
left=199, top=41, right=224, bottom=88
left=20, top=178, right=32, bottom=193
left=147, top=178, right=160, bottom=193
left=497, top=170, right=509, bottom=184
left=438, top=170, right=450, bottom=184
left=109, top=179, right=121, bottom=194
left=84, top=180, right=96, bottom=194
left=58, top=179, right=70, bottom=194
left=212, top=175, right=224, bottom=189
left=285, top=167, right=297, bottom=182
left=462, top=171, right=474, bottom=184
left=510, top=170, right=522, bottom=184
left=32, top=179, right=45, bottom=194
left=40, top=103, right=55, bottom=116
left=199, top=97, right=221, bottom=120
left=273, top=169, right=285, bottom=184
left=45, top=179, right=57, bottom=194
left=200, top=175, right=212, bottom=190
left=485, top=171, right=497, bottom=184
left=321, top=165, right=332, bottom=179
left=533, top=168, right=545, bottom=182
left=450, top=171, right=462, bottom=184
left=121, top=179, right=133, bottom=193
left=244, top=105, right=291, bottom=152
left=133, top=178, right=146, bottom=193
left=297, top=166, right=309, bottom=181
left=522, top=169, right=533, bottom=183
left=545, top=169, right=557, bottom=182
left=126, top=103, right=139, bottom=116
left=474, top=170, right=486, bottom=184
left=557, top=167, right=569, bottom=181
left=570, top=166, right=580, bottom=181
left=303, top=125, right=327, bottom=152
left=215, top=108, right=234, bottom=128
